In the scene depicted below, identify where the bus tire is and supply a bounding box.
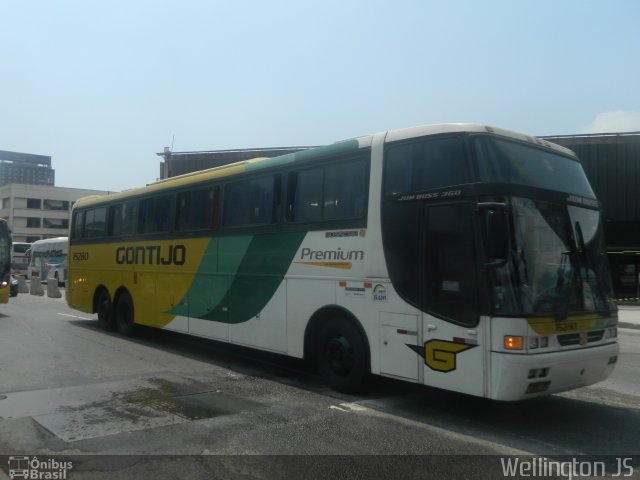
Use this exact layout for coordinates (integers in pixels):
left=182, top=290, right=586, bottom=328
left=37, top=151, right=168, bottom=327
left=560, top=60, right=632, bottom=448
left=115, top=291, right=136, bottom=336
left=316, top=317, right=369, bottom=394
left=96, top=289, right=115, bottom=331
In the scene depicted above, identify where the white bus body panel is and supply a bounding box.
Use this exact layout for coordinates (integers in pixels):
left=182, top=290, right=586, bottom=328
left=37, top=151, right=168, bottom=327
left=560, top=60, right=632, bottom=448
left=420, top=314, right=487, bottom=397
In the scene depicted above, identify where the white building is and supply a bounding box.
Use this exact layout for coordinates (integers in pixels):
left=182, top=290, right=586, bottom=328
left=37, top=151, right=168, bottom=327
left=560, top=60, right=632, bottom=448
left=0, top=184, right=112, bottom=243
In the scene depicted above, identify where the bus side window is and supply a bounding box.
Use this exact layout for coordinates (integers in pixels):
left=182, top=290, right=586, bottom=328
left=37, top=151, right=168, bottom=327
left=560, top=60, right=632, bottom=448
left=384, top=136, right=469, bottom=196
left=71, top=211, right=84, bottom=239
left=223, top=176, right=277, bottom=227
left=140, top=196, right=172, bottom=234
left=287, top=168, right=323, bottom=223
left=324, top=159, right=367, bottom=220
left=110, top=201, right=138, bottom=237
left=176, top=187, right=218, bottom=231
left=84, top=207, right=107, bottom=238
left=286, top=158, right=367, bottom=223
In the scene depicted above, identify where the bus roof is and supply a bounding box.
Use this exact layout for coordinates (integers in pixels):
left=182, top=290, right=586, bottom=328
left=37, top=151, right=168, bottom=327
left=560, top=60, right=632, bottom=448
left=29, top=237, right=68, bottom=248
left=384, top=123, right=576, bottom=158
left=72, top=123, right=576, bottom=209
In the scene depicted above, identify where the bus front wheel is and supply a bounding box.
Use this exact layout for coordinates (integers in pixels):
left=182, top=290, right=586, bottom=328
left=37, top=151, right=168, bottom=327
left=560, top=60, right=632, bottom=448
left=96, top=290, right=115, bottom=331
left=115, top=292, right=136, bottom=336
left=316, top=318, right=369, bottom=394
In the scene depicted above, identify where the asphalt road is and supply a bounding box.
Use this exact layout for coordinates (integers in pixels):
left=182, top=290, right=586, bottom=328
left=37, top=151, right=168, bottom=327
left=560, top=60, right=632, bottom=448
left=0, top=292, right=638, bottom=479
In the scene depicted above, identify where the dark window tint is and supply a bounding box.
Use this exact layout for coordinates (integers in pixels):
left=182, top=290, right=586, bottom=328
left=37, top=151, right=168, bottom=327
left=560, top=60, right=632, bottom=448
left=324, top=160, right=367, bottom=220
left=384, top=136, right=469, bottom=195
left=0, top=224, right=9, bottom=274
left=85, top=207, right=107, bottom=238
left=26, top=218, right=41, bottom=228
left=110, top=201, right=138, bottom=236
left=27, top=198, right=42, bottom=209
left=425, top=203, right=478, bottom=325
left=286, top=157, right=368, bottom=223
left=473, top=136, right=595, bottom=197
left=140, top=196, right=171, bottom=234
left=223, top=176, right=278, bottom=227
left=176, top=187, right=218, bottom=231
left=287, top=168, right=323, bottom=222
left=13, top=244, right=31, bottom=254
left=71, top=211, right=83, bottom=239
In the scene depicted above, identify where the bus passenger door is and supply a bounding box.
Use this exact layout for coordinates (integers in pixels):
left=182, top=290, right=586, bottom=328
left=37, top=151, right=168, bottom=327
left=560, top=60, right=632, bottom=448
left=421, top=203, right=487, bottom=397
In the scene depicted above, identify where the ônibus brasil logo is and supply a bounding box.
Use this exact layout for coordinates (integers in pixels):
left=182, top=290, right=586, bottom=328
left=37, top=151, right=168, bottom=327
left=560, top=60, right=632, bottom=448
left=7, top=456, right=73, bottom=479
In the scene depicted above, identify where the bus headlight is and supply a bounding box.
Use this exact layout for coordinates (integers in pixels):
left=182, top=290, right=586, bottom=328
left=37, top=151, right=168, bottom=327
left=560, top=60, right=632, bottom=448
left=605, top=327, right=617, bottom=339
left=504, top=335, right=524, bottom=350
left=528, top=336, right=549, bottom=350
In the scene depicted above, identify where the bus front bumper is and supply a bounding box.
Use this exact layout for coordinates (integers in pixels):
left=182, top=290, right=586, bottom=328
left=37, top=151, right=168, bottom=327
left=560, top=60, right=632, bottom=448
left=489, top=342, right=619, bottom=401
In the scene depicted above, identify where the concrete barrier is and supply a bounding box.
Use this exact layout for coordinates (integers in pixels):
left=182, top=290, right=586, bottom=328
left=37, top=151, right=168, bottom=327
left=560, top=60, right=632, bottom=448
left=30, top=277, right=44, bottom=296
left=18, top=276, right=29, bottom=294
left=47, top=278, right=62, bottom=298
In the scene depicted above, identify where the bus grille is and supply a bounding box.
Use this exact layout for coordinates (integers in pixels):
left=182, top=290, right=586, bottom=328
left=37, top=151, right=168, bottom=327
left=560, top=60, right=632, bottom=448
left=557, top=330, right=604, bottom=346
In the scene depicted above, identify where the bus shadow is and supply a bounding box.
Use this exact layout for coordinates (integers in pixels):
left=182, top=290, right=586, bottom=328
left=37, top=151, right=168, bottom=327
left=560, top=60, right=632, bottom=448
left=68, top=320, right=321, bottom=386
left=69, top=319, right=639, bottom=457
left=358, top=379, right=640, bottom=458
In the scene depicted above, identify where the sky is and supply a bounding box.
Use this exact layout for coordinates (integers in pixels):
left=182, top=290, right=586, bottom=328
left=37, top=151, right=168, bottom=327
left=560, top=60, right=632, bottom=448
left=1, top=0, right=639, bottom=193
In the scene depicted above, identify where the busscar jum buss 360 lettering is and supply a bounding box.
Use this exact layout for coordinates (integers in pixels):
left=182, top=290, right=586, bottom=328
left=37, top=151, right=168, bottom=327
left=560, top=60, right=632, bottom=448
left=0, top=219, right=12, bottom=304
left=66, top=124, right=619, bottom=401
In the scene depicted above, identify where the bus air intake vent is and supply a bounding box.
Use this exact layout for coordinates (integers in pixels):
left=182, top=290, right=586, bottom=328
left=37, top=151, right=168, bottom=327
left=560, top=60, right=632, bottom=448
left=557, top=330, right=604, bottom=346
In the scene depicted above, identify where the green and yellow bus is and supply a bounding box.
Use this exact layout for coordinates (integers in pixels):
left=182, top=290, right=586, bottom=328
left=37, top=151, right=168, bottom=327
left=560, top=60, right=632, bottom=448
left=67, top=124, right=619, bottom=400
left=0, top=219, right=12, bottom=304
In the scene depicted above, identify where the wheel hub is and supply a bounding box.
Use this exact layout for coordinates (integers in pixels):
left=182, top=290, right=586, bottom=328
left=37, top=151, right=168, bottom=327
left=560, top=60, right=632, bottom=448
left=326, top=336, right=354, bottom=375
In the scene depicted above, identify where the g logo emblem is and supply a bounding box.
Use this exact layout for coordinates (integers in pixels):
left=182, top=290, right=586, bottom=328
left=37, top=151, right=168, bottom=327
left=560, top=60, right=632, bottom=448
left=424, top=339, right=475, bottom=373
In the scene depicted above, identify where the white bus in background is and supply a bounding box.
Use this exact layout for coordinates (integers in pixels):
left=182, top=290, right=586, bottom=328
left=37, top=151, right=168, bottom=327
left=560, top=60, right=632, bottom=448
left=27, top=237, right=68, bottom=286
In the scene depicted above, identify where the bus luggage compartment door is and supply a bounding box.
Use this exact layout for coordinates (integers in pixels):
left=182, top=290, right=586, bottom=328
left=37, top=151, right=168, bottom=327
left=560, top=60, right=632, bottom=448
left=379, top=313, right=420, bottom=381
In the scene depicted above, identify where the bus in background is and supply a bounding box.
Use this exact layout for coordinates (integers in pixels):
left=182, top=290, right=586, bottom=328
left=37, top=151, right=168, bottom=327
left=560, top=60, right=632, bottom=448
left=27, top=237, right=68, bottom=286
left=66, top=124, right=618, bottom=401
left=11, top=242, right=32, bottom=278
left=0, top=220, right=12, bottom=303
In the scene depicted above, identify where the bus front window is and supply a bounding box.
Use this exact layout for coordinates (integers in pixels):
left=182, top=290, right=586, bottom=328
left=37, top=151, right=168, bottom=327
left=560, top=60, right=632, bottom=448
left=489, top=197, right=615, bottom=316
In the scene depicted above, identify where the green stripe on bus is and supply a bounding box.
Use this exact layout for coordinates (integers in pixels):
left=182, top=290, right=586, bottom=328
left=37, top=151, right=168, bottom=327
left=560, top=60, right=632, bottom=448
left=245, top=140, right=361, bottom=172
left=168, top=235, right=253, bottom=318
left=169, top=232, right=305, bottom=324
left=200, top=231, right=305, bottom=324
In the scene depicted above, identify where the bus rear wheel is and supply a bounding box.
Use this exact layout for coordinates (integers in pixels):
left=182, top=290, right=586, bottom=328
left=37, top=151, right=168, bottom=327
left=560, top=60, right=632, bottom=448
left=96, top=289, right=115, bottom=331
left=316, top=318, right=369, bottom=394
left=115, top=291, right=136, bottom=336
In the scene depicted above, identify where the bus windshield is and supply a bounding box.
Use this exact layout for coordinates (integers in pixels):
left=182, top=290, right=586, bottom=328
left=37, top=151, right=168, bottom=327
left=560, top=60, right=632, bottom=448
left=490, top=197, right=616, bottom=316
left=474, top=136, right=595, bottom=197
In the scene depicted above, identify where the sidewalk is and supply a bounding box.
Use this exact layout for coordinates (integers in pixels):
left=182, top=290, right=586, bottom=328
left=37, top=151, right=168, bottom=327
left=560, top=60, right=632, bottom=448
left=617, top=305, right=640, bottom=328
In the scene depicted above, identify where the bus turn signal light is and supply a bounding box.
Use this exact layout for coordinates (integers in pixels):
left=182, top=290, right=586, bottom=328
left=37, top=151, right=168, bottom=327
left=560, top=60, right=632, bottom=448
left=504, top=335, right=524, bottom=350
